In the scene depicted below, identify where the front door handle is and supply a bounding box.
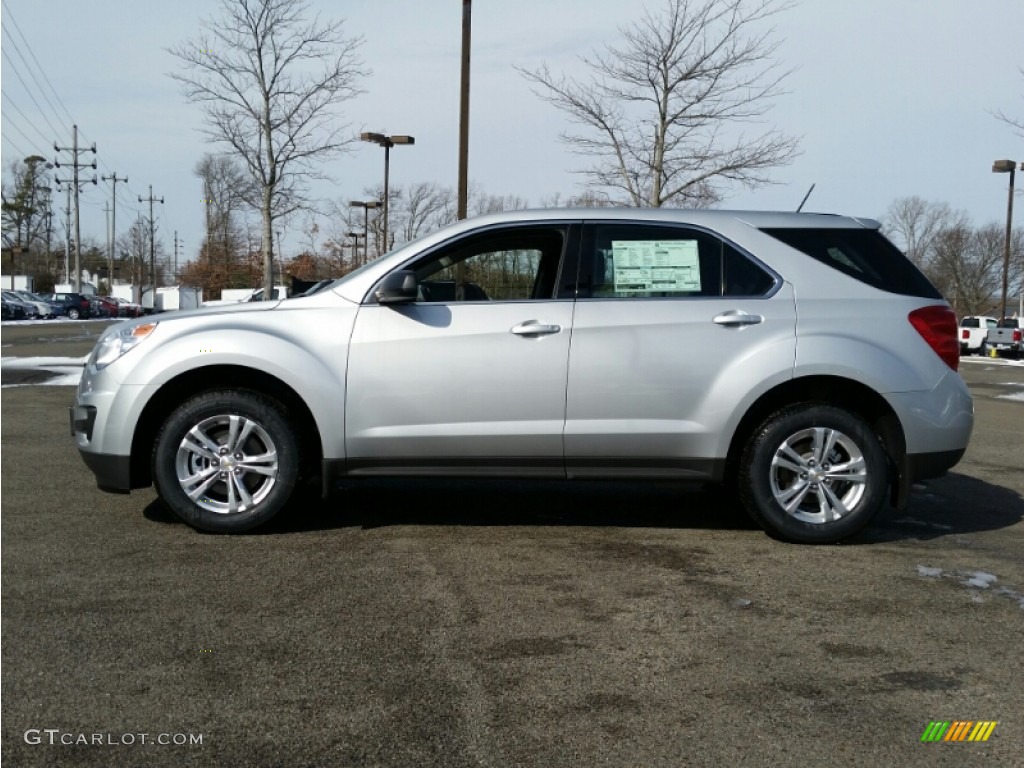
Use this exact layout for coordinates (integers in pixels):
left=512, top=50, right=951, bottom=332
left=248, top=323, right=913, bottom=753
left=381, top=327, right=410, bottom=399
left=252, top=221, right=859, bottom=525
left=713, top=310, right=764, bottom=327
left=511, top=320, right=562, bottom=336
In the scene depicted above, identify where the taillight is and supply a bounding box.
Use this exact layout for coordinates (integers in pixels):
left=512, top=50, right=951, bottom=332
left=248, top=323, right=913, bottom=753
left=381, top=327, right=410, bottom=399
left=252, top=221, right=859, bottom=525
left=961, top=329, right=969, bottom=340
left=1014, top=329, right=1022, bottom=343
left=908, top=306, right=959, bottom=371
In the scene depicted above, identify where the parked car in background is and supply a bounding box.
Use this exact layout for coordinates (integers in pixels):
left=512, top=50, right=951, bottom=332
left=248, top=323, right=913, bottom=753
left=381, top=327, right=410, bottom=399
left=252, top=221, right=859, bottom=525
left=91, top=296, right=122, bottom=318
left=1, top=293, right=27, bottom=320
left=42, top=292, right=92, bottom=319
left=112, top=297, right=144, bottom=317
left=73, top=209, right=973, bottom=544
left=985, top=316, right=1024, bottom=358
left=1, top=291, right=40, bottom=319
left=11, top=290, right=59, bottom=318
left=959, top=315, right=998, bottom=355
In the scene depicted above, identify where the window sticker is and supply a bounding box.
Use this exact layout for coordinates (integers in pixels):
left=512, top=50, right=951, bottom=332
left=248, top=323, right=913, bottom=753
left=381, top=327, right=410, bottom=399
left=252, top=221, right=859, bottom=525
left=611, top=240, right=701, bottom=294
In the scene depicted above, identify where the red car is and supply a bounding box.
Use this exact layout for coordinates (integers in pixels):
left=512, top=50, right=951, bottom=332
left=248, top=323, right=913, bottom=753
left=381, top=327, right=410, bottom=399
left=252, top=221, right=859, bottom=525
left=94, top=296, right=121, bottom=318
left=113, top=297, right=144, bottom=317
left=93, top=296, right=144, bottom=318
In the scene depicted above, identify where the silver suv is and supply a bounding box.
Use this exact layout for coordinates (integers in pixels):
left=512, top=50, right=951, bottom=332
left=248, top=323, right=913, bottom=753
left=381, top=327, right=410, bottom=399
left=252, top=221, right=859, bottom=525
left=71, top=209, right=972, bottom=543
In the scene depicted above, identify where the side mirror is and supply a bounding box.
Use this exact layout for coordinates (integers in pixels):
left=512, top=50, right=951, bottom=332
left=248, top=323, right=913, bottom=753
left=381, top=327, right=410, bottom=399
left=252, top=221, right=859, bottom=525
left=374, top=270, right=418, bottom=305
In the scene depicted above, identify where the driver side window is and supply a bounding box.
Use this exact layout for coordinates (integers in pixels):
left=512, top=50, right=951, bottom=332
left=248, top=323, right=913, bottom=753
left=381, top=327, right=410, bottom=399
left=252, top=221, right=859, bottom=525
left=412, top=226, right=567, bottom=302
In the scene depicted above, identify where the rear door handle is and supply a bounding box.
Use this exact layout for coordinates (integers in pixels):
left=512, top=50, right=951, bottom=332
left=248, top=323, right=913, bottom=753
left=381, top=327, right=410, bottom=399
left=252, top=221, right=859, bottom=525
left=511, top=321, right=562, bottom=336
left=713, top=310, right=764, bottom=327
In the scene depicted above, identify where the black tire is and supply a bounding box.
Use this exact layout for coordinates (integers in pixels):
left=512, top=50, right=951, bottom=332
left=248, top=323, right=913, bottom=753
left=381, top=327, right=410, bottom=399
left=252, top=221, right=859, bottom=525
left=67, top=307, right=80, bottom=320
left=152, top=389, right=300, bottom=533
left=737, top=404, right=888, bottom=544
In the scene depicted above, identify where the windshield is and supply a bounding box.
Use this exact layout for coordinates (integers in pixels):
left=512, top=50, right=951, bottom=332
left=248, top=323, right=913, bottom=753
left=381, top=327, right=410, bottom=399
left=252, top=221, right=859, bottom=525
left=317, top=249, right=402, bottom=293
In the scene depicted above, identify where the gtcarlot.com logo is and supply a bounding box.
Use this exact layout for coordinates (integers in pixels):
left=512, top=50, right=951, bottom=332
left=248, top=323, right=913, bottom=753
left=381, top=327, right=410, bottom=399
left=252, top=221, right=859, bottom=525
left=920, top=721, right=997, bottom=743
left=24, top=729, right=203, bottom=747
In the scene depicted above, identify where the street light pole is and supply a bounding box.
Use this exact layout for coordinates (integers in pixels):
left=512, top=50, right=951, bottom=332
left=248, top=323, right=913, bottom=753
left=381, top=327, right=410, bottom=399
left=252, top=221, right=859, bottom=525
left=346, top=231, right=362, bottom=269
left=992, top=160, right=1019, bottom=321
left=458, top=0, right=472, bottom=220
left=348, top=200, right=381, bottom=264
left=360, top=133, right=414, bottom=254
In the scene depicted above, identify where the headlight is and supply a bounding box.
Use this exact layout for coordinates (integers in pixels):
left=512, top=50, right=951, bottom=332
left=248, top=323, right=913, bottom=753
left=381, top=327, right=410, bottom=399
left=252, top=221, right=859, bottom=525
left=91, top=322, right=158, bottom=370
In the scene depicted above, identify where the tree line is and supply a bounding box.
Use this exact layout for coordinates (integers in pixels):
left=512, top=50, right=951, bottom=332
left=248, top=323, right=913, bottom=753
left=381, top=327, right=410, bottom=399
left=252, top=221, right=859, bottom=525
left=883, top=196, right=1023, bottom=317
left=4, top=0, right=1021, bottom=305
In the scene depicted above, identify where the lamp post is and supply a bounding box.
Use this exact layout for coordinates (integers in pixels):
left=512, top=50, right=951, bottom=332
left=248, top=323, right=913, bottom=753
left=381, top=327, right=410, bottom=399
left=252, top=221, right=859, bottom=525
left=992, top=160, right=1019, bottom=321
left=359, top=133, right=414, bottom=253
left=346, top=232, right=362, bottom=269
left=348, top=200, right=381, bottom=263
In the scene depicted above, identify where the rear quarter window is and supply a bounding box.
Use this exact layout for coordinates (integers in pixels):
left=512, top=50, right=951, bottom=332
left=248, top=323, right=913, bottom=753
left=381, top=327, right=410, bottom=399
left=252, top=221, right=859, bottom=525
left=760, top=228, right=942, bottom=299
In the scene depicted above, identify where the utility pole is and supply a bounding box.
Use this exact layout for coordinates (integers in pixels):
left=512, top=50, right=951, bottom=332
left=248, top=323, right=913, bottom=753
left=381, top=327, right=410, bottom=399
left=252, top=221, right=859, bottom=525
left=173, top=230, right=181, bottom=282
left=103, top=203, right=111, bottom=290
left=56, top=182, right=71, bottom=283
left=54, top=125, right=97, bottom=292
left=139, top=185, right=164, bottom=299
left=101, top=172, right=127, bottom=290
left=457, top=0, right=472, bottom=220
left=42, top=187, right=53, bottom=277
left=203, top=179, right=212, bottom=258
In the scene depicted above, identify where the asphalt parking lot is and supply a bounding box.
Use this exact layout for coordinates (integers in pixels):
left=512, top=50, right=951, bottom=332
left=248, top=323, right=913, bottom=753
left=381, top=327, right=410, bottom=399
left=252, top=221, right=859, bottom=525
left=2, top=321, right=1023, bottom=767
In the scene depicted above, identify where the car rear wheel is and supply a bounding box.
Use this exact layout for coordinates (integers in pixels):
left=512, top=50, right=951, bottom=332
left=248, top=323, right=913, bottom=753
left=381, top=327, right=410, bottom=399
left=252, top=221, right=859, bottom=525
left=152, top=389, right=300, bottom=533
left=67, top=307, right=80, bottom=320
left=738, top=404, right=888, bottom=544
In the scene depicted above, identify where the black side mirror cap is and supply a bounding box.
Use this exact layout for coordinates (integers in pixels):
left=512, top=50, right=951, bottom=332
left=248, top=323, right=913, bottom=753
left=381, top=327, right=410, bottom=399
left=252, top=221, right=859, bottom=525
left=374, top=270, right=418, bottom=305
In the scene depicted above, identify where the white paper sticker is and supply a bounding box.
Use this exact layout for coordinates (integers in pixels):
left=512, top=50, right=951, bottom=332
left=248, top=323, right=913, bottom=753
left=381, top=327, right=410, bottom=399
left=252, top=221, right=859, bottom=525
left=611, top=240, right=701, bottom=293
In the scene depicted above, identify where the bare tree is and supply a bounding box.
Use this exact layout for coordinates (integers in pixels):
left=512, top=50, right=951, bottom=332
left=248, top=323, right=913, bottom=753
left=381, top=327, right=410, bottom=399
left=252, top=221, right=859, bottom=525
left=926, top=223, right=1022, bottom=316
left=195, top=153, right=254, bottom=264
left=993, top=66, right=1024, bottom=138
left=169, top=0, right=368, bottom=299
left=117, top=219, right=167, bottom=289
left=881, top=196, right=967, bottom=269
left=395, top=182, right=455, bottom=245
left=518, top=0, right=799, bottom=207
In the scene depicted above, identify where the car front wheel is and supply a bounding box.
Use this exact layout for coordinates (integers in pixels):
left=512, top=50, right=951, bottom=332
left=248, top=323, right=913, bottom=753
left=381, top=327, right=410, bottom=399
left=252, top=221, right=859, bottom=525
left=152, top=389, right=300, bottom=533
left=738, top=404, right=888, bottom=544
left=67, top=308, right=80, bottom=320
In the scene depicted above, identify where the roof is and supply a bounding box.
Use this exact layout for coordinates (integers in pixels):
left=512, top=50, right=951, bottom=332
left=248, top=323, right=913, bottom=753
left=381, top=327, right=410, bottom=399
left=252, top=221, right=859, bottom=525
left=452, top=207, right=881, bottom=231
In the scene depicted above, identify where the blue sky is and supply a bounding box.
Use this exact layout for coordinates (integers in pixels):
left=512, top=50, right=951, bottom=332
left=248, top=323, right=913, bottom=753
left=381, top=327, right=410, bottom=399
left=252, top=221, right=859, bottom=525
left=1, top=0, right=1022, bottom=264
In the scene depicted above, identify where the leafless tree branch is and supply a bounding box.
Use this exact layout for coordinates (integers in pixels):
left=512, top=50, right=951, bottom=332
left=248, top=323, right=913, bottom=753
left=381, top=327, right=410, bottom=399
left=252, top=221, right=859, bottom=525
left=518, top=0, right=800, bottom=207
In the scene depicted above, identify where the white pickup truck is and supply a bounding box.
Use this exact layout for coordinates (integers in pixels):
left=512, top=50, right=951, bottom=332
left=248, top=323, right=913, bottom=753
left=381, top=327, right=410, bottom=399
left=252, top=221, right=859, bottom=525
left=959, top=315, right=998, bottom=355
left=985, top=316, right=1024, bottom=358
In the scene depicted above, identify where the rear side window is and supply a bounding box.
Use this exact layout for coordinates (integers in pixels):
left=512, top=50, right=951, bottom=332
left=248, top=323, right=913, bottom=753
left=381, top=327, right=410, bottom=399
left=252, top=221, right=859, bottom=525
left=760, top=228, right=942, bottom=299
left=577, top=224, right=775, bottom=299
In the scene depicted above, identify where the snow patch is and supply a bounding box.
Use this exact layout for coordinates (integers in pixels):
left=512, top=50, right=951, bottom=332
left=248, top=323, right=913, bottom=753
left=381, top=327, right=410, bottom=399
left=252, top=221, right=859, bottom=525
left=916, top=566, right=1023, bottom=609
left=963, top=571, right=998, bottom=589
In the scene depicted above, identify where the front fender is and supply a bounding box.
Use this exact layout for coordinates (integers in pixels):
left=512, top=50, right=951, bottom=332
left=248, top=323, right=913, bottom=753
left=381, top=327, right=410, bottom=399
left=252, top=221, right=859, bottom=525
left=107, top=305, right=355, bottom=459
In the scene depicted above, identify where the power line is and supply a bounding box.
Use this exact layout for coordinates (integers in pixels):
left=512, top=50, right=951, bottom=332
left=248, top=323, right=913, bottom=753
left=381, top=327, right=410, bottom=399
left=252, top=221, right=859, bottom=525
left=1, top=131, right=29, bottom=159
left=1, top=93, right=57, bottom=150
left=0, top=47, right=63, bottom=140
left=0, top=22, right=70, bottom=136
left=0, top=0, right=76, bottom=128
left=0, top=114, right=50, bottom=157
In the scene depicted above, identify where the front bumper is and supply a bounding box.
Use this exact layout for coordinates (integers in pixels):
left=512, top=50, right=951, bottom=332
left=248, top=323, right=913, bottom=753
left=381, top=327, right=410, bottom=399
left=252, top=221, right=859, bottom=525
left=70, top=404, right=132, bottom=492
left=80, top=451, right=132, bottom=493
